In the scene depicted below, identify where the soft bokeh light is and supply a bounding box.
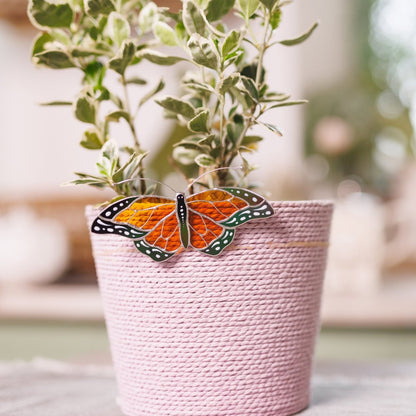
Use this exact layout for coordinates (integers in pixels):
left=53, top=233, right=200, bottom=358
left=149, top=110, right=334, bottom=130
left=371, top=0, right=416, bottom=141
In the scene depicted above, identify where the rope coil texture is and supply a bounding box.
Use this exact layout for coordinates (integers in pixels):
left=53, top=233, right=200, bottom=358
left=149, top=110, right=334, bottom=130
left=87, top=200, right=333, bottom=416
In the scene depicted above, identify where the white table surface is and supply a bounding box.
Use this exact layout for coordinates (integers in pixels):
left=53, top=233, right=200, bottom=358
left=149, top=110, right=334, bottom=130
left=1, top=359, right=416, bottom=415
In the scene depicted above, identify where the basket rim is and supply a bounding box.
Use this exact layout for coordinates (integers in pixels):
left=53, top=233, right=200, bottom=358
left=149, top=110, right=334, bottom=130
left=85, top=199, right=334, bottom=213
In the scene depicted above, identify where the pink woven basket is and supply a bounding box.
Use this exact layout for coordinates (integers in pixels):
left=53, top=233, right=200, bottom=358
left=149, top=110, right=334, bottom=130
left=87, top=200, right=333, bottom=416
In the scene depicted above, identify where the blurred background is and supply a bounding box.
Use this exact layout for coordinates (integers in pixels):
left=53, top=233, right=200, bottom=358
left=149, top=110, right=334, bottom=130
left=1, top=0, right=416, bottom=365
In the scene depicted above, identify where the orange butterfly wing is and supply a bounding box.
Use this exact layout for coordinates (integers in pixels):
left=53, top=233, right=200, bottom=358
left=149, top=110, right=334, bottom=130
left=186, top=189, right=248, bottom=250
left=187, top=211, right=224, bottom=249
left=113, top=196, right=176, bottom=231
left=92, top=195, right=182, bottom=261
left=143, top=211, right=182, bottom=252
left=186, top=188, right=274, bottom=255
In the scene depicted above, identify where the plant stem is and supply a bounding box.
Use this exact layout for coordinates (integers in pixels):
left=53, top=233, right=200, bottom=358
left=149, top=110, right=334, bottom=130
left=225, top=115, right=253, bottom=168
left=121, top=75, right=139, bottom=147
left=218, top=78, right=226, bottom=149
left=216, top=65, right=231, bottom=185
left=201, top=67, right=208, bottom=108
left=246, top=19, right=259, bottom=47
left=256, top=8, right=270, bottom=88
left=121, top=74, right=146, bottom=194
left=227, top=8, right=271, bottom=169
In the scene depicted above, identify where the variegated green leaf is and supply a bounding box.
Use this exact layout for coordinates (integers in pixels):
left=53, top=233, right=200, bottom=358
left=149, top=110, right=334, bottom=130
left=267, top=100, right=308, bottom=110
left=219, top=73, right=240, bottom=94
left=125, top=76, right=147, bottom=85
left=84, top=0, right=115, bottom=17
left=108, top=40, right=135, bottom=74
left=153, top=21, right=178, bottom=46
left=241, top=75, right=259, bottom=101
left=183, top=0, right=207, bottom=36
left=96, top=140, right=119, bottom=177
left=188, top=110, right=210, bottom=133
left=257, top=121, right=283, bottom=136
left=80, top=129, right=103, bottom=149
left=28, top=0, right=73, bottom=29
left=226, top=114, right=244, bottom=144
left=280, top=22, right=318, bottom=46
left=172, top=147, right=199, bottom=165
left=187, top=34, right=220, bottom=70
left=34, top=50, right=75, bottom=69
left=183, top=80, right=215, bottom=94
left=206, top=0, right=235, bottom=22
left=74, top=90, right=97, bottom=124
left=259, top=0, right=277, bottom=11
left=156, top=96, right=195, bottom=118
left=195, top=153, right=216, bottom=167
left=32, top=32, right=53, bottom=56
left=270, top=6, right=281, bottom=29
left=229, top=85, right=256, bottom=109
left=221, top=30, right=242, bottom=57
left=108, top=12, right=130, bottom=47
left=241, top=135, right=262, bottom=146
left=238, top=0, right=259, bottom=20
left=105, top=110, right=130, bottom=122
left=40, top=101, right=72, bottom=106
left=138, top=2, right=158, bottom=33
left=141, top=50, right=186, bottom=65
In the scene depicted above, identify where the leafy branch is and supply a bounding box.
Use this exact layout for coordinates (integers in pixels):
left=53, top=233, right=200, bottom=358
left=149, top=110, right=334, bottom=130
left=147, top=0, right=317, bottom=188
left=29, top=0, right=317, bottom=197
left=29, top=0, right=171, bottom=196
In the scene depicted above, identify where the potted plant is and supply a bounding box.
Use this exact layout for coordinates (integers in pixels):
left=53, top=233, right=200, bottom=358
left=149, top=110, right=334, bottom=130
left=28, top=0, right=333, bottom=415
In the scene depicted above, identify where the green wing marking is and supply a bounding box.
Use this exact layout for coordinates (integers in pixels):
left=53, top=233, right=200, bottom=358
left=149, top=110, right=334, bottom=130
left=221, top=187, right=268, bottom=205
left=220, top=202, right=273, bottom=227
left=201, top=229, right=235, bottom=256
left=134, top=240, right=175, bottom=262
left=91, top=217, right=148, bottom=239
left=220, top=187, right=274, bottom=228
left=96, top=197, right=137, bottom=219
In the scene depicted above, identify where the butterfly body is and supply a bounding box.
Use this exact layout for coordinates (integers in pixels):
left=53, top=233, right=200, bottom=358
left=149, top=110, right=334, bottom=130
left=176, top=193, right=189, bottom=248
left=91, top=187, right=274, bottom=262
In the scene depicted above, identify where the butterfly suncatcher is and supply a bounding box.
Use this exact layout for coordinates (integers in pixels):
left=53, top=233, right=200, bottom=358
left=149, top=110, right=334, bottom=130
left=91, top=187, right=274, bottom=262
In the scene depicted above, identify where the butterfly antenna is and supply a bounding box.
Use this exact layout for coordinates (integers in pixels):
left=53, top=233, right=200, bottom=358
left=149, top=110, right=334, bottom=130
left=186, top=166, right=244, bottom=192
left=114, top=177, right=177, bottom=195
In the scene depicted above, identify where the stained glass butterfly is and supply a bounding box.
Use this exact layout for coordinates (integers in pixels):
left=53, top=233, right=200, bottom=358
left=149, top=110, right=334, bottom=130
left=91, top=186, right=274, bottom=262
